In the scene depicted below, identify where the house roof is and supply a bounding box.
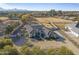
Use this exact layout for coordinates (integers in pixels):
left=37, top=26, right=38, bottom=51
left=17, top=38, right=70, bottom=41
left=67, top=22, right=79, bottom=34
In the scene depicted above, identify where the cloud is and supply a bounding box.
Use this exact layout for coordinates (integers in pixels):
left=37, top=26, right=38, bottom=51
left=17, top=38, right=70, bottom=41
left=0, top=3, right=10, bottom=9
left=0, top=3, right=17, bottom=9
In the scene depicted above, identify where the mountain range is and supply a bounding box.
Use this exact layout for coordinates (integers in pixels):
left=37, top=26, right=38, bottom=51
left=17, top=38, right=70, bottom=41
left=0, top=7, right=29, bottom=12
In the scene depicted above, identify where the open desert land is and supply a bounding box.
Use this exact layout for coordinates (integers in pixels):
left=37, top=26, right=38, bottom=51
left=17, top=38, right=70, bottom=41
left=36, top=17, right=73, bottom=23
left=0, top=17, right=9, bottom=21
left=31, top=40, right=65, bottom=49
left=36, top=17, right=73, bottom=29
left=36, top=17, right=55, bottom=28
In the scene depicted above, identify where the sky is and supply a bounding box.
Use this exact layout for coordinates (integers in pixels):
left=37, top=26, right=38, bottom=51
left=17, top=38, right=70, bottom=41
left=0, top=3, right=79, bottom=11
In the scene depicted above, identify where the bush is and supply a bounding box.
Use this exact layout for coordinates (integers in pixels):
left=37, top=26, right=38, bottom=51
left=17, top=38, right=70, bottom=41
left=58, top=46, right=74, bottom=55
left=0, top=40, right=5, bottom=48
left=20, top=45, right=74, bottom=55
left=5, top=22, right=19, bottom=34
left=3, top=45, right=19, bottom=55
left=0, top=38, right=13, bottom=49
left=20, top=46, right=46, bottom=55
left=31, top=47, right=46, bottom=55
left=20, top=46, right=32, bottom=55
left=47, top=46, right=74, bottom=55
left=46, top=48, right=58, bottom=55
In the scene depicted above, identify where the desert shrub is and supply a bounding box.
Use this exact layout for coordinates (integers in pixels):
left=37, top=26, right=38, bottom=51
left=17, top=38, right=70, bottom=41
left=0, top=38, right=13, bottom=49
left=3, top=45, right=19, bottom=55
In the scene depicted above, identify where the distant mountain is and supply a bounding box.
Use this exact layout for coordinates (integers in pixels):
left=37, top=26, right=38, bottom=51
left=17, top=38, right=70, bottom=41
left=0, top=7, right=29, bottom=12
left=9, top=8, right=28, bottom=11
left=0, top=7, right=5, bottom=11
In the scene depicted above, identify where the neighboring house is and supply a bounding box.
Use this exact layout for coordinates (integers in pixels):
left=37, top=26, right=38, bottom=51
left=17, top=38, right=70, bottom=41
left=65, top=21, right=79, bottom=37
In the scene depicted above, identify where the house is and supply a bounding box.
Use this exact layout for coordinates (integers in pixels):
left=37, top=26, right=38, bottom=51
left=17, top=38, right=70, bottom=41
left=65, top=21, right=79, bottom=37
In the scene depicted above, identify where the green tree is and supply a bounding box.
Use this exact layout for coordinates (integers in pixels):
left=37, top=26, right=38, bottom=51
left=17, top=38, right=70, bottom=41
left=5, top=25, right=14, bottom=34
left=49, top=9, right=57, bottom=16
left=8, top=13, right=18, bottom=19
left=5, top=22, right=19, bottom=34
left=21, top=14, right=32, bottom=23
left=17, top=14, right=23, bottom=18
left=57, top=10, right=63, bottom=16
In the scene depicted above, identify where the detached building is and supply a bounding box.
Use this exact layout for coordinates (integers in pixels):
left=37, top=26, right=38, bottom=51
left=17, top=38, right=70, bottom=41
left=65, top=21, right=79, bottom=37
